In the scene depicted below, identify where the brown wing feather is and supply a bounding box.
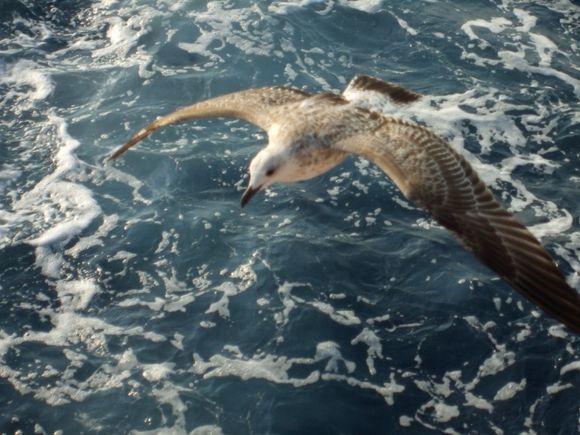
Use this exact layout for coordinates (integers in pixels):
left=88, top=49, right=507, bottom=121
left=109, top=87, right=311, bottom=160
left=344, top=74, right=422, bottom=105
left=334, top=116, right=580, bottom=334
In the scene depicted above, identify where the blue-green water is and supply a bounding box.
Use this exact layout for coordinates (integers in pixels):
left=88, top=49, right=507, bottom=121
left=1, top=1, right=579, bottom=433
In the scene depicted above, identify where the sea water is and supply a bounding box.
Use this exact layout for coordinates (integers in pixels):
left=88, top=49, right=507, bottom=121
left=0, top=0, right=579, bottom=433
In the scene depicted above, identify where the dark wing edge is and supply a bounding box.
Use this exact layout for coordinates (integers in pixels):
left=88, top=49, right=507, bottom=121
left=334, top=117, right=580, bottom=334
left=108, top=86, right=311, bottom=161
left=343, top=74, right=422, bottom=105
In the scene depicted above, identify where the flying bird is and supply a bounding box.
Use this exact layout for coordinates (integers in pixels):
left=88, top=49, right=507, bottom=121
left=109, top=75, right=580, bottom=334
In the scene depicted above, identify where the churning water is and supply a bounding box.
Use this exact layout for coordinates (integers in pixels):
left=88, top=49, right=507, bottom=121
left=1, top=1, right=579, bottom=433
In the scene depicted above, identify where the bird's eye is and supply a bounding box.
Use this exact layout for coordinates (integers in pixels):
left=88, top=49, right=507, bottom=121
left=266, top=167, right=277, bottom=176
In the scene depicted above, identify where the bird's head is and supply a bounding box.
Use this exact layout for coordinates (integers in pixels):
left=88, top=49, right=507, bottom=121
left=241, top=146, right=295, bottom=208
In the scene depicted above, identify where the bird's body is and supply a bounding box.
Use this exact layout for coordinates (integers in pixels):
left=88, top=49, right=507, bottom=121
left=110, top=75, right=580, bottom=334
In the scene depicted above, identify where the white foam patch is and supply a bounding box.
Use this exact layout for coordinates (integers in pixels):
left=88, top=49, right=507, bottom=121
left=269, top=0, right=328, bottom=15
left=464, top=392, right=493, bottom=413
left=461, top=17, right=512, bottom=49
left=8, top=115, right=102, bottom=278
left=422, top=400, right=460, bottom=423
left=546, top=381, right=573, bottom=395
left=321, top=372, right=404, bottom=405
left=142, top=363, right=175, bottom=382
left=178, top=2, right=274, bottom=65
left=190, top=426, right=225, bottom=435
left=338, top=0, right=384, bottom=13
left=409, top=320, right=543, bottom=422
left=56, top=279, right=100, bottom=312
left=0, top=314, right=165, bottom=405
left=88, top=5, right=164, bottom=77
left=192, top=342, right=404, bottom=404
left=399, top=415, right=413, bottom=427
left=0, top=80, right=178, bottom=412
left=560, top=360, right=580, bottom=376
left=310, top=301, right=361, bottom=325
left=193, top=345, right=321, bottom=387
left=393, top=15, right=418, bottom=36
left=101, top=166, right=152, bottom=205
left=65, top=214, right=120, bottom=258
left=206, top=282, right=239, bottom=318
left=475, top=346, right=516, bottom=379
left=25, top=182, right=101, bottom=248
left=205, top=255, right=259, bottom=318
left=556, top=232, right=580, bottom=289
left=460, top=9, right=580, bottom=96
left=351, top=327, right=383, bottom=375
left=0, top=60, right=54, bottom=104
left=274, top=281, right=361, bottom=326
left=493, top=379, right=526, bottom=401
left=270, top=0, right=384, bottom=15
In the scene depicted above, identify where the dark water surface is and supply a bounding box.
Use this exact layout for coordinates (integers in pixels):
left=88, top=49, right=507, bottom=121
left=1, top=0, right=579, bottom=433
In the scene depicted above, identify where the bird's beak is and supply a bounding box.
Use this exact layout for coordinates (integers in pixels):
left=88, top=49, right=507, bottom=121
left=240, top=185, right=260, bottom=208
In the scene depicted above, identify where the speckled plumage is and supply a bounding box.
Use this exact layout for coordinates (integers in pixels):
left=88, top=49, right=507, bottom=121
left=110, top=75, right=580, bottom=334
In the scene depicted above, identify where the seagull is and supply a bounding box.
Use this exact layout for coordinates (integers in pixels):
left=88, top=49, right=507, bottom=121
left=109, top=75, right=580, bottom=334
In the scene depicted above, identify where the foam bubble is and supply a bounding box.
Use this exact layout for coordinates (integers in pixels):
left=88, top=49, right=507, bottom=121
left=338, top=0, right=384, bottom=13
left=0, top=60, right=54, bottom=104
left=393, top=15, right=418, bottom=36
left=351, top=327, right=383, bottom=375
left=528, top=208, right=573, bottom=240
left=315, top=341, right=356, bottom=373
left=493, top=379, right=526, bottom=401
left=190, top=426, right=225, bottom=435
left=321, top=372, right=405, bottom=405
left=461, top=17, right=512, bottom=49
left=428, top=401, right=460, bottom=423
left=56, top=279, right=100, bottom=312
left=142, top=363, right=175, bottom=382
left=270, top=0, right=384, bottom=15
left=192, top=347, right=321, bottom=387
left=560, top=361, right=580, bottom=376
left=25, top=182, right=101, bottom=249
left=546, top=382, right=573, bottom=395
left=399, top=415, right=413, bottom=427
left=464, top=392, right=493, bottom=413
left=310, top=301, right=361, bottom=325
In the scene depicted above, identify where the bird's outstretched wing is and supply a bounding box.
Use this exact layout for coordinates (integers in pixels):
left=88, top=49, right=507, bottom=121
left=109, top=87, right=311, bottom=160
left=333, top=116, right=580, bottom=333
